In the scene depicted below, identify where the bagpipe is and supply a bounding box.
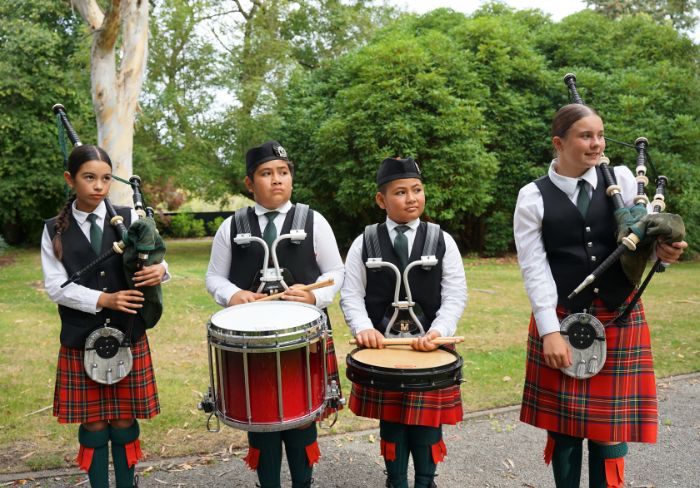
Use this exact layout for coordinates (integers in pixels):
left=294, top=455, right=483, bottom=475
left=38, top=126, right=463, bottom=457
left=53, top=104, right=166, bottom=384
left=556, top=74, right=685, bottom=379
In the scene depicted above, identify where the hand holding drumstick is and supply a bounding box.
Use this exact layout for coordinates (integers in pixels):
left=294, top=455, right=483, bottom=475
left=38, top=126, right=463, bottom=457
left=255, top=278, right=335, bottom=302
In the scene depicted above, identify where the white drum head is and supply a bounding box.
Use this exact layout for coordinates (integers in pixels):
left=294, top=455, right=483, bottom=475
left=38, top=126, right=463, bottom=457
left=211, top=301, right=322, bottom=332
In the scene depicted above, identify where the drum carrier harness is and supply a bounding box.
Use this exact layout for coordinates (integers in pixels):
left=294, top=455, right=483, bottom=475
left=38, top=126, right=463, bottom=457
left=363, top=222, right=441, bottom=338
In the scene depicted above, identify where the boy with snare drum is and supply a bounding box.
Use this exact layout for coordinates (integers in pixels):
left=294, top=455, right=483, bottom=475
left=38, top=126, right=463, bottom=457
left=205, top=141, right=344, bottom=488
left=340, top=157, right=467, bottom=488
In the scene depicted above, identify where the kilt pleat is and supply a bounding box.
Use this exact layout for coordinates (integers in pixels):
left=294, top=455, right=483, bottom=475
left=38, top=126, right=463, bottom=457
left=520, top=296, right=657, bottom=443
left=349, top=384, right=463, bottom=428
left=53, top=334, right=160, bottom=424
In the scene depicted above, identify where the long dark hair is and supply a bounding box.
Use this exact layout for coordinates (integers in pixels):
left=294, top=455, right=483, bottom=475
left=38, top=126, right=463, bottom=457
left=551, top=103, right=600, bottom=139
left=52, top=145, right=112, bottom=259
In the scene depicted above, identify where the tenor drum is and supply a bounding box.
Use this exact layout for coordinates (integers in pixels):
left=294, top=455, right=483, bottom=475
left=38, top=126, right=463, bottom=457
left=346, top=345, right=463, bottom=392
left=207, top=302, right=328, bottom=432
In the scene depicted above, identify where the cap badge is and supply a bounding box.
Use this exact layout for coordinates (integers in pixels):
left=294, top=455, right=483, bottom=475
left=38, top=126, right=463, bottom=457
left=274, top=145, right=287, bottom=158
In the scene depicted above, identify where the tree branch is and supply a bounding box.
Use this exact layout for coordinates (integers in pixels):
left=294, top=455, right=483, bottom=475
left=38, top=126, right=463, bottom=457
left=67, top=0, right=104, bottom=31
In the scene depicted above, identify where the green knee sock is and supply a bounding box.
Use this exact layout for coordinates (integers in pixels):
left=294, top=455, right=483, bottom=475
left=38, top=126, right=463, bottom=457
left=248, top=431, right=283, bottom=488
left=380, top=421, right=410, bottom=488
left=408, top=425, right=442, bottom=488
left=110, top=420, right=140, bottom=488
left=283, top=423, right=318, bottom=488
left=78, top=425, right=110, bottom=488
left=549, top=431, right=583, bottom=488
left=588, top=441, right=628, bottom=488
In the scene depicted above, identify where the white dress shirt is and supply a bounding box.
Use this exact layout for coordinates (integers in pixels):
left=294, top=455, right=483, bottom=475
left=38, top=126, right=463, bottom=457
left=41, top=200, right=170, bottom=314
left=205, top=201, right=345, bottom=308
left=340, top=217, right=467, bottom=338
left=513, top=161, right=639, bottom=337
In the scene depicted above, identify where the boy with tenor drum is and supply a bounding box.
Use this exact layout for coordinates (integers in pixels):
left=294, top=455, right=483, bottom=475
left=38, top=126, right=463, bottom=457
left=340, top=157, right=467, bottom=488
left=42, top=145, right=169, bottom=488
left=514, top=104, right=687, bottom=488
left=205, top=140, right=344, bottom=488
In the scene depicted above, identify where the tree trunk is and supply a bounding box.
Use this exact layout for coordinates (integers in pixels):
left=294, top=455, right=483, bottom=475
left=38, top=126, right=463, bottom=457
left=69, top=0, right=149, bottom=205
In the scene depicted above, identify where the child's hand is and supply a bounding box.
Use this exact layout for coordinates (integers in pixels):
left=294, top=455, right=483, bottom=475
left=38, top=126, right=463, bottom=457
left=228, top=290, right=266, bottom=306
left=133, top=263, right=166, bottom=287
left=411, top=330, right=441, bottom=352
left=355, top=329, right=386, bottom=349
left=282, top=284, right=316, bottom=304
left=99, top=289, right=144, bottom=314
left=655, top=239, right=687, bottom=264
left=541, top=332, right=573, bottom=369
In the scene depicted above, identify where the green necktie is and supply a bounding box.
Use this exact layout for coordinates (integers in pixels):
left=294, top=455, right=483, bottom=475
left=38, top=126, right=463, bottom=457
left=262, top=211, right=279, bottom=249
left=394, top=225, right=410, bottom=270
left=576, top=180, right=590, bottom=217
left=87, top=213, right=103, bottom=254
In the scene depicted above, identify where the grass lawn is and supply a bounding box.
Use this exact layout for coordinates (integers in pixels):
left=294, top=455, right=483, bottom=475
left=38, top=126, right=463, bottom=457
left=0, top=240, right=698, bottom=472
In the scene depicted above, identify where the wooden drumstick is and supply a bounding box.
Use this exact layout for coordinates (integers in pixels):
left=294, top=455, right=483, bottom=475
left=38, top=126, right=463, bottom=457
left=256, top=278, right=335, bottom=302
left=349, top=336, right=465, bottom=346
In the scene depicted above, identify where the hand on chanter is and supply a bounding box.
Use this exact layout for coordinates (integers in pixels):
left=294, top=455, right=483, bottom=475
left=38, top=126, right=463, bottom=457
left=542, top=332, right=573, bottom=369
left=98, top=289, right=144, bottom=314
left=412, top=329, right=441, bottom=352
left=228, top=290, right=266, bottom=306
left=355, top=328, right=386, bottom=349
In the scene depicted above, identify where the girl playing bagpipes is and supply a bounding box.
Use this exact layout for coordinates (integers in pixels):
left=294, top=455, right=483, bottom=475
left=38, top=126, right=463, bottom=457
left=514, top=103, right=687, bottom=488
left=41, top=144, right=169, bottom=488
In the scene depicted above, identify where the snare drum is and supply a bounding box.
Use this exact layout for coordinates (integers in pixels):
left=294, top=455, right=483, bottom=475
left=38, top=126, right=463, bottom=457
left=207, top=301, right=329, bottom=432
left=346, top=345, right=463, bottom=391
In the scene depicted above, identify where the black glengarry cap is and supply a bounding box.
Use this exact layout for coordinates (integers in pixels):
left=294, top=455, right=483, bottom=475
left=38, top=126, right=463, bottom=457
left=376, top=157, right=422, bottom=187
left=246, top=141, right=289, bottom=175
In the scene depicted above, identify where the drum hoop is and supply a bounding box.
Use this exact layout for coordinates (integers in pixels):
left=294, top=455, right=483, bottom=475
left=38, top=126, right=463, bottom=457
left=214, top=403, right=326, bottom=432
left=209, top=334, right=324, bottom=353
left=208, top=314, right=326, bottom=349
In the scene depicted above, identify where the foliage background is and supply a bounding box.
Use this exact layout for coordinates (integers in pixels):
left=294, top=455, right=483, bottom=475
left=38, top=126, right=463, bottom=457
left=0, top=1, right=698, bottom=255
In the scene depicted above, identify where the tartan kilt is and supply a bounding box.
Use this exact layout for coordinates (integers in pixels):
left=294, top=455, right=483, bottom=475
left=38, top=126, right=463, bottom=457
left=520, top=295, right=657, bottom=443
left=53, top=334, right=160, bottom=424
left=321, top=333, right=344, bottom=419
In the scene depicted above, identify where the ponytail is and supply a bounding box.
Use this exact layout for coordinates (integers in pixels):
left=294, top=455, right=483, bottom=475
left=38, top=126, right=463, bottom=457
left=52, top=194, right=76, bottom=260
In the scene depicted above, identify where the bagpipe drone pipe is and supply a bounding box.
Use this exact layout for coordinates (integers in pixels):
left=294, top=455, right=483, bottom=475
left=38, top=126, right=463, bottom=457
left=53, top=104, right=165, bottom=331
left=561, top=74, right=685, bottom=306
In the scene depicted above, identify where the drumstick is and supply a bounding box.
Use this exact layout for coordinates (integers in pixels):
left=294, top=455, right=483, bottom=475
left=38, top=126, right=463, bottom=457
left=349, top=336, right=465, bottom=346
left=256, top=278, right=335, bottom=302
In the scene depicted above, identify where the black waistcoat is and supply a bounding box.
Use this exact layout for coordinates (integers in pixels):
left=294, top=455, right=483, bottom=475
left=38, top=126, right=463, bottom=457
left=46, top=207, right=146, bottom=347
left=535, top=167, right=634, bottom=311
left=361, top=222, right=445, bottom=333
left=228, top=205, right=320, bottom=291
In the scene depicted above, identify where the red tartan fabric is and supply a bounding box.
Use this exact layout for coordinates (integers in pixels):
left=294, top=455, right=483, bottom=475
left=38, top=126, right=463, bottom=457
left=349, top=383, right=462, bottom=428
left=520, top=296, right=657, bottom=443
left=53, top=335, right=160, bottom=423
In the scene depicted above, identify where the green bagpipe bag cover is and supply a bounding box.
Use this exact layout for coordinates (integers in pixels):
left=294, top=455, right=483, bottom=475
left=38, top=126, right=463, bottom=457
left=122, top=217, right=166, bottom=329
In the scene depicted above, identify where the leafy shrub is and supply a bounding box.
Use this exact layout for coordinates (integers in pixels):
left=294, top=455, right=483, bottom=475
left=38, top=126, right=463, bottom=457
left=169, top=213, right=206, bottom=238
left=207, top=216, right=225, bottom=236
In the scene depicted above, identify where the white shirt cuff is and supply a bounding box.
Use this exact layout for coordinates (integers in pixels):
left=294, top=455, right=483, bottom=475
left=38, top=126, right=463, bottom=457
left=534, top=309, right=561, bottom=337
